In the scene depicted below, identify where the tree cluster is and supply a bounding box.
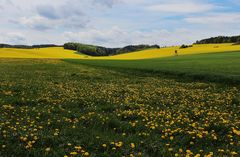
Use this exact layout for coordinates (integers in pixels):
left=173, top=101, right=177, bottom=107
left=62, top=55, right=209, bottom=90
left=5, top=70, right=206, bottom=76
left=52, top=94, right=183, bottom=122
left=196, top=35, right=240, bottom=44
left=0, top=44, right=61, bottom=49
left=180, top=44, right=192, bottom=49
left=63, top=42, right=160, bottom=56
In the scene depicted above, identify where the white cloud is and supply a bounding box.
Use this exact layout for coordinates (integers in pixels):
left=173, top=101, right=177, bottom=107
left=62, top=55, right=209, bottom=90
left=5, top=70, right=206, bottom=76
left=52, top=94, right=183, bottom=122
left=230, top=0, right=240, bottom=5
left=92, top=0, right=122, bottom=8
left=185, top=13, right=240, bottom=24
left=0, top=32, right=26, bottom=44
left=36, top=5, right=59, bottom=19
left=0, top=0, right=239, bottom=46
left=63, top=26, right=203, bottom=47
left=147, top=1, right=215, bottom=13
left=17, top=16, right=54, bottom=31
left=12, top=13, right=89, bottom=31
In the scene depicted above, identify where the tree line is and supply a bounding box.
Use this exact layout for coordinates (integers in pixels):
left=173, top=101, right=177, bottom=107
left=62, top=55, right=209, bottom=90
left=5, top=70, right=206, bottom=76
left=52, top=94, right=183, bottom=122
left=63, top=42, right=160, bottom=56
left=0, top=44, right=61, bottom=49
left=196, top=35, right=240, bottom=44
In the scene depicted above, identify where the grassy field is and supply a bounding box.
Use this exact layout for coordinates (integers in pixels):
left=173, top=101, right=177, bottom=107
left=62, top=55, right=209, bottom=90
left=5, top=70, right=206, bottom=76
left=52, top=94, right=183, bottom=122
left=66, top=51, right=240, bottom=83
left=1, top=44, right=240, bottom=157
left=0, top=59, right=240, bottom=157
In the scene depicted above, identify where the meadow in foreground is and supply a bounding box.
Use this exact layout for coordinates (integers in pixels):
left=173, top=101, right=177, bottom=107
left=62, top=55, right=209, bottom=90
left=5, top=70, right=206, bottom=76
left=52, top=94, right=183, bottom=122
left=0, top=59, right=240, bottom=157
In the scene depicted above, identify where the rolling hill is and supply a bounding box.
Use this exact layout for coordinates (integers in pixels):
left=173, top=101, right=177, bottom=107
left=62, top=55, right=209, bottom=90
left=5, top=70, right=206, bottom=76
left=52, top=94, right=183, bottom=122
left=1, top=43, right=240, bottom=60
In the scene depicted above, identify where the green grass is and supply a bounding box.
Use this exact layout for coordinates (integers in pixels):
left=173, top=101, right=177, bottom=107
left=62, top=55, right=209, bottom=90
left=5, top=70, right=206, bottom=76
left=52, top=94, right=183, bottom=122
left=0, top=59, right=240, bottom=157
left=65, top=51, right=240, bottom=83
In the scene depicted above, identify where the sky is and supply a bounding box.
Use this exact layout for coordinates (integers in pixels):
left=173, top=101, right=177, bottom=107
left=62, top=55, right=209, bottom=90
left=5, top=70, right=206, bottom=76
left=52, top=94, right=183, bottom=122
left=0, top=0, right=240, bottom=47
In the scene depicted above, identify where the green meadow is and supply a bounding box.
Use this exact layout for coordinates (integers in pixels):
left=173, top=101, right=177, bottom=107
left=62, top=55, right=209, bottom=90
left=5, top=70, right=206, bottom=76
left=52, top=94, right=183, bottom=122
left=1, top=55, right=240, bottom=157
left=66, top=51, right=240, bottom=83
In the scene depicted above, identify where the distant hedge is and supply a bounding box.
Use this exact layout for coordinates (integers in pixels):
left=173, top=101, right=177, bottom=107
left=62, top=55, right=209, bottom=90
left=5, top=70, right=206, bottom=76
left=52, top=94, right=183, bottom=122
left=63, top=42, right=160, bottom=56
left=196, top=35, right=240, bottom=44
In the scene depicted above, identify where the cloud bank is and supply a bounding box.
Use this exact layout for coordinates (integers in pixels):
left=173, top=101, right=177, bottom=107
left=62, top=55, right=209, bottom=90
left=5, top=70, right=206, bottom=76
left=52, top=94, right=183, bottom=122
left=0, top=0, right=239, bottom=46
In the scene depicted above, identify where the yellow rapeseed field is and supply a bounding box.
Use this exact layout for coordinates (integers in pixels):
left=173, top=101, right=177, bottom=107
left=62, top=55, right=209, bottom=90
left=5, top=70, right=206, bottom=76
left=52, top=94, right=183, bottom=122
left=0, top=43, right=240, bottom=60
left=101, top=43, right=240, bottom=60
left=0, top=47, right=88, bottom=59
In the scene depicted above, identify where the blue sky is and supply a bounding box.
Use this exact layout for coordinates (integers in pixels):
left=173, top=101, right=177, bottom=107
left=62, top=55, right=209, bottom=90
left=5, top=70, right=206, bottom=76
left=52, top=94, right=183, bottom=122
left=0, top=0, right=239, bottom=47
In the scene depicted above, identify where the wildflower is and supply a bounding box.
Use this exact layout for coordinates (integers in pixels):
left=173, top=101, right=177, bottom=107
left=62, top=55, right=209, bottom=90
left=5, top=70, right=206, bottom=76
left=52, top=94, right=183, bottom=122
left=102, top=144, right=107, bottom=148
left=233, top=128, right=240, bottom=136
left=45, top=147, right=51, bottom=152
left=70, top=152, right=77, bottom=155
left=33, top=136, right=38, bottom=140
left=186, top=150, right=193, bottom=154
left=231, top=152, right=238, bottom=156
left=84, top=152, right=89, bottom=156
left=179, top=148, right=183, bottom=153
left=130, top=154, right=135, bottom=157
left=194, top=154, right=201, bottom=157
left=115, top=141, right=123, bottom=147
left=130, top=143, right=135, bottom=149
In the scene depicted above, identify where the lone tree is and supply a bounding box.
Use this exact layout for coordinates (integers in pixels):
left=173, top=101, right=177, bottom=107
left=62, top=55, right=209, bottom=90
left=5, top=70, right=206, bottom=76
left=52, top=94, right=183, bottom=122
left=175, top=50, right=178, bottom=56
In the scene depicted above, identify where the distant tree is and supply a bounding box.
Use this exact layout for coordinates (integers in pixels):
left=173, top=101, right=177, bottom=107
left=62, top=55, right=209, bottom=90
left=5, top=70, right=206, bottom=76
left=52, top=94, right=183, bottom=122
left=0, top=44, right=60, bottom=49
left=180, top=44, right=192, bottom=49
left=63, top=42, right=79, bottom=50
left=237, top=38, right=240, bottom=43
left=196, top=35, right=240, bottom=44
